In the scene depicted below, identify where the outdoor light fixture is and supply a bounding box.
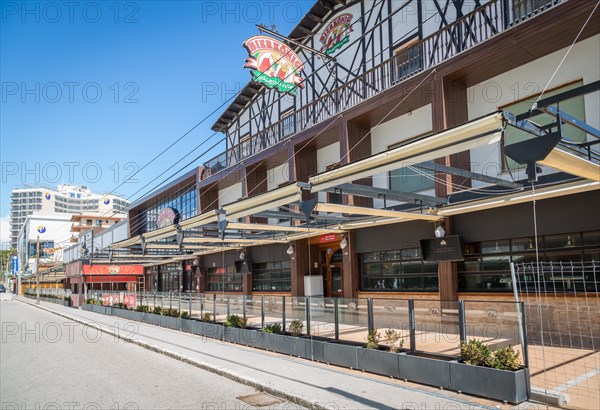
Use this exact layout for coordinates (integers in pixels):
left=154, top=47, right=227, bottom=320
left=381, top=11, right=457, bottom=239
left=286, top=245, right=294, bottom=255
left=434, top=225, right=446, bottom=238
left=239, top=251, right=246, bottom=260
left=340, top=237, right=348, bottom=249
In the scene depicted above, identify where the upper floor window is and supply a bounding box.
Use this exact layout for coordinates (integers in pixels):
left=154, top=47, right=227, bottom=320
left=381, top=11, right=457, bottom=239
left=393, top=36, right=422, bottom=82
left=239, top=134, right=251, bottom=159
left=511, top=0, right=556, bottom=23
left=281, top=109, right=295, bottom=138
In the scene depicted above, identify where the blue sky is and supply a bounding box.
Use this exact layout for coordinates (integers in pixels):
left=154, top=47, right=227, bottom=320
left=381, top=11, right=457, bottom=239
left=0, top=1, right=312, bottom=246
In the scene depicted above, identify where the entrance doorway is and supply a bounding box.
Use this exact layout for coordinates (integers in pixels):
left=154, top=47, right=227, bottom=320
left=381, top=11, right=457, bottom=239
left=320, top=247, right=343, bottom=297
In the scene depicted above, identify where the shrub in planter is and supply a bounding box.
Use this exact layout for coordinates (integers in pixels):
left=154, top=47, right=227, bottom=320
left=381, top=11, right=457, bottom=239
left=135, top=305, right=152, bottom=313
left=112, top=302, right=130, bottom=310
left=161, top=308, right=181, bottom=317
left=490, top=345, right=520, bottom=371
left=263, top=323, right=282, bottom=334
left=382, top=329, right=404, bottom=353
left=460, top=339, right=492, bottom=367
left=180, top=311, right=190, bottom=319
left=153, top=306, right=162, bottom=315
left=288, top=319, right=304, bottom=336
left=224, top=314, right=247, bottom=328
left=201, top=313, right=213, bottom=322
left=365, top=329, right=381, bottom=349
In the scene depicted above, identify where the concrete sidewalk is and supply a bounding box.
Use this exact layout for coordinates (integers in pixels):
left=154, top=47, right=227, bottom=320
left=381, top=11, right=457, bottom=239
left=15, top=297, right=541, bottom=410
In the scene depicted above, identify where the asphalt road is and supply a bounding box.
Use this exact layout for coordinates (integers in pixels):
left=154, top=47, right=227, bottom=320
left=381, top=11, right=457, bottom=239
left=0, top=299, right=304, bottom=410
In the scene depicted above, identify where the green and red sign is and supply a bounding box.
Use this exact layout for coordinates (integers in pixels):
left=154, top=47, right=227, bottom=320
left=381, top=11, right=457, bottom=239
left=320, top=13, right=354, bottom=55
left=243, top=35, right=304, bottom=95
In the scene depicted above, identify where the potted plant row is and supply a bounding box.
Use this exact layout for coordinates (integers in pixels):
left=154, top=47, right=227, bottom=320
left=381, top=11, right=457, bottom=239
left=80, top=304, right=529, bottom=403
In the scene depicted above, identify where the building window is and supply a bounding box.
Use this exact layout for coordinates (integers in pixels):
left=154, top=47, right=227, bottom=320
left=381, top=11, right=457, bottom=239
left=393, top=36, right=422, bottom=82
left=252, top=261, right=291, bottom=291
left=281, top=109, right=295, bottom=138
left=502, top=80, right=585, bottom=172
left=206, top=266, right=243, bottom=292
left=360, top=248, right=439, bottom=291
left=458, top=231, right=600, bottom=292
left=511, top=0, right=555, bottom=22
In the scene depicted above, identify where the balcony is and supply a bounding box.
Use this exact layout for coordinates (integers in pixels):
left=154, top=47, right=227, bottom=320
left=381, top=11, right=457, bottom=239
left=201, top=0, right=564, bottom=181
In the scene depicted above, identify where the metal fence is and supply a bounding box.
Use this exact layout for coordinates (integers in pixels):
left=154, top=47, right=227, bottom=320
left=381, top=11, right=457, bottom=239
left=513, top=261, right=600, bottom=408
left=25, top=287, right=72, bottom=299
left=87, top=290, right=528, bottom=366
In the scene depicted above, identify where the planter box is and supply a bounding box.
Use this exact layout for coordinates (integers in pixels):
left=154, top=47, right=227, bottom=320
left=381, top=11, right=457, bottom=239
left=357, top=348, right=401, bottom=378
left=323, top=342, right=359, bottom=368
left=223, top=326, right=241, bottom=343
left=160, top=315, right=181, bottom=330
left=296, top=338, right=326, bottom=362
left=198, top=322, right=223, bottom=340
left=144, top=313, right=163, bottom=327
left=398, top=354, right=452, bottom=389
left=263, top=333, right=297, bottom=355
left=91, top=305, right=109, bottom=315
left=82, top=304, right=93, bottom=312
left=239, top=328, right=264, bottom=348
left=449, top=361, right=530, bottom=404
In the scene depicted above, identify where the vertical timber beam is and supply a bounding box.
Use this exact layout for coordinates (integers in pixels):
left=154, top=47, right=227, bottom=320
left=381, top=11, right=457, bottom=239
left=341, top=231, right=359, bottom=298
left=432, top=75, right=470, bottom=302
left=340, top=119, right=373, bottom=208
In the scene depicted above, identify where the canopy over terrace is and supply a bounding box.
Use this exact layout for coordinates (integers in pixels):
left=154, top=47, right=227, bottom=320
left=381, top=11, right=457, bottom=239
left=110, top=86, right=600, bottom=261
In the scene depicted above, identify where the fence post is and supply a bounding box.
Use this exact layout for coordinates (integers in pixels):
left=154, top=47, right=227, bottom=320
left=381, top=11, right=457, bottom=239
left=458, top=300, right=467, bottom=346
left=227, top=295, right=231, bottom=317
left=178, top=291, right=181, bottom=313
left=242, top=295, right=247, bottom=321
left=334, top=297, right=339, bottom=341
left=189, top=294, right=192, bottom=316
left=169, top=292, right=172, bottom=310
left=282, top=296, right=286, bottom=333
left=408, top=299, right=416, bottom=353
left=305, top=297, right=311, bottom=337
left=521, top=301, right=529, bottom=369
left=260, top=296, right=265, bottom=329
left=213, top=293, right=217, bottom=321
left=367, top=298, right=374, bottom=332
left=200, top=294, right=204, bottom=318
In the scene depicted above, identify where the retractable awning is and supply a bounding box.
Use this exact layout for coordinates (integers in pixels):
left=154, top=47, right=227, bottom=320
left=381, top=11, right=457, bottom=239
left=539, top=148, right=600, bottom=181
left=309, top=112, right=504, bottom=193
left=314, top=203, right=441, bottom=222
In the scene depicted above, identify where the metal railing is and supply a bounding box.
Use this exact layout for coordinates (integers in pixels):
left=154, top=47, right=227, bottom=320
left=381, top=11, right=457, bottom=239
left=87, top=290, right=529, bottom=365
left=202, top=0, right=562, bottom=179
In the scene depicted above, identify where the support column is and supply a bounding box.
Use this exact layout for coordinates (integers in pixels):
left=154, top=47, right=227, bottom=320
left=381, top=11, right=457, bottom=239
left=432, top=75, right=470, bottom=302
left=339, top=120, right=373, bottom=207
left=341, top=231, right=359, bottom=298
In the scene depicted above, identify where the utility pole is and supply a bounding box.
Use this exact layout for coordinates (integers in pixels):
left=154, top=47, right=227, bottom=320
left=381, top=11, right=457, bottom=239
left=36, top=236, right=40, bottom=304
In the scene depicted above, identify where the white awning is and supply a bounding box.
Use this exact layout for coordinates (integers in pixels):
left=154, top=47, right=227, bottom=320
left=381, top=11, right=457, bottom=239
left=310, top=112, right=504, bottom=193
left=314, top=203, right=441, bottom=222
left=539, top=148, right=600, bottom=181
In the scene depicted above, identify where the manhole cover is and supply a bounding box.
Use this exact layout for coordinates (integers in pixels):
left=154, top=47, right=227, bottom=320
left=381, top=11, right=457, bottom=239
left=237, top=392, right=285, bottom=407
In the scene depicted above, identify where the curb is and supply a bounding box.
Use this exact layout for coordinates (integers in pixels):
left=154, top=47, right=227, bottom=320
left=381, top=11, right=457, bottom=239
left=530, top=387, right=570, bottom=408
left=16, top=298, right=326, bottom=410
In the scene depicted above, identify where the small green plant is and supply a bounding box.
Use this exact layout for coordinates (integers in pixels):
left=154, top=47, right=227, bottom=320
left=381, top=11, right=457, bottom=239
left=263, top=323, right=282, bottom=334
left=180, top=311, right=190, bottom=319
left=461, top=339, right=492, bottom=367
left=201, top=313, right=213, bottom=322
left=84, top=298, right=97, bottom=305
left=153, top=306, right=163, bottom=315
left=382, top=329, right=404, bottom=353
left=288, top=319, right=304, bottom=337
left=490, top=345, right=520, bottom=371
left=112, top=302, right=129, bottom=310
left=365, top=329, right=381, bottom=350
left=135, top=305, right=151, bottom=313
left=160, top=308, right=181, bottom=317
left=224, top=314, right=247, bottom=328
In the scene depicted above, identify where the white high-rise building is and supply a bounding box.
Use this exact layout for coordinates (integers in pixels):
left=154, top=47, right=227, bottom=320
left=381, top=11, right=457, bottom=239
left=10, top=184, right=129, bottom=249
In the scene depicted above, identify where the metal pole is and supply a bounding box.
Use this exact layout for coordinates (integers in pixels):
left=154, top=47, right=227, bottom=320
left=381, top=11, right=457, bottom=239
left=260, top=296, right=265, bottom=329
left=520, top=301, right=530, bottom=369
left=282, top=296, right=286, bottom=333
left=408, top=299, right=416, bottom=353
left=305, top=296, right=311, bottom=337
left=334, top=297, right=339, bottom=341
left=458, top=300, right=467, bottom=345
left=36, top=236, right=40, bottom=304
left=367, top=298, right=374, bottom=332
left=510, top=262, right=529, bottom=367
